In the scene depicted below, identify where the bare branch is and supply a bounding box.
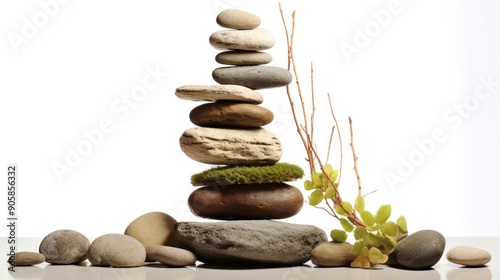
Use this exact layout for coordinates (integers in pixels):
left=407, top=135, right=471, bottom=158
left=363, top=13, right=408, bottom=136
left=349, top=116, right=362, bottom=196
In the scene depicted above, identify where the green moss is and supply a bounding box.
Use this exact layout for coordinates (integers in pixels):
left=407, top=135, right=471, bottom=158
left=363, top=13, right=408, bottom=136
left=191, top=162, right=304, bottom=186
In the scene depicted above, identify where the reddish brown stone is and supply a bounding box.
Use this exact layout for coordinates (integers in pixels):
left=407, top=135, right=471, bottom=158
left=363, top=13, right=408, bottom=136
left=188, top=183, right=303, bottom=220
left=189, top=102, right=273, bottom=128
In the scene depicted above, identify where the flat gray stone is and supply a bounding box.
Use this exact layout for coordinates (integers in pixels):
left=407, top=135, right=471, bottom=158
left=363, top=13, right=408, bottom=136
left=179, top=127, right=282, bottom=165
left=175, top=84, right=263, bottom=104
left=216, top=9, right=261, bottom=30
left=175, top=220, right=327, bottom=267
left=212, top=66, right=292, bottom=89
left=216, top=51, right=272, bottom=66
left=209, top=28, right=275, bottom=51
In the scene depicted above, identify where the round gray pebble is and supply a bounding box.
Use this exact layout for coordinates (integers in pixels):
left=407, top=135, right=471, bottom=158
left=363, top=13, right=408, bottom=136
left=39, top=229, right=90, bottom=264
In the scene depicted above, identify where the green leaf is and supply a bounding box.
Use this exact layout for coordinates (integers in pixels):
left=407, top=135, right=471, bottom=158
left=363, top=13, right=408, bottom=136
left=340, top=218, right=354, bottom=232
left=360, top=210, right=375, bottom=226
left=355, top=195, right=365, bottom=213
left=353, top=226, right=368, bottom=240
left=335, top=201, right=353, bottom=216
left=369, top=234, right=397, bottom=253
left=381, top=221, right=399, bottom=237
left=397, top=215, right=408, bottom=233
left=323, top=164, right=338, bottom=182
left=351, top=240, right=365, bottom=255
left=304, top=180, right=315, bottom=191
left=325, top=185, right=336, bottom=199
left=368, top=247, right=389, bottom=265
left=312, top=172, right=323, bottom=187
left=330, top=229, right=348, bottom=243
left=375, top=205, right=392, bottom=225
left=350, top=246, right=371, bottom=268
left=308, top=189, right=324, bottom=206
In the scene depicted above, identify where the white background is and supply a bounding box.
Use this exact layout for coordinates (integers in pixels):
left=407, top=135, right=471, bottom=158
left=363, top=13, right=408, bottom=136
left=0, top=0, right=499, bottom=240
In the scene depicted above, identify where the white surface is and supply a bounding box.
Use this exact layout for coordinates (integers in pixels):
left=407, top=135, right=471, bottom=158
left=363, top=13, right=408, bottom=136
left=1, top=237, right=498, bottom=280
left=0, top=0, right=499, bottom=239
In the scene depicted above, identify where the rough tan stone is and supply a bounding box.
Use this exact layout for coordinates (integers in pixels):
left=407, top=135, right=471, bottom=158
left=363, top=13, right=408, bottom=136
left=175, top=84, right=263, bottom=104
left=179, top=127, right=282, bottom=165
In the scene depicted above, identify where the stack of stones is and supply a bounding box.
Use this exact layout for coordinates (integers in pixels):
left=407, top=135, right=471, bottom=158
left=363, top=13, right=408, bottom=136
left=176, top=9, right=304, bottom=221
left=174, top=9, right=327, bottom=266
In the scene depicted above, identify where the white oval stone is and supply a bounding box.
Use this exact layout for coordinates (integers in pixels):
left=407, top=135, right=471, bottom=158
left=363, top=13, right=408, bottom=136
left=146, top=245, right=196, bottom=267
left=179, top=127, right=282, bottom=165
left=209, top=28, right=275, bottom=51
left=175, top=84, right=263, bottom=104
left=446, top=246, right=491, bottom=266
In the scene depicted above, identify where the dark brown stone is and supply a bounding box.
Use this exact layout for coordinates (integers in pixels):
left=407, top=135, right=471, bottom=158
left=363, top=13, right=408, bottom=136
left=189, top=102, right=273, bottom=128
left=188, top=183, right=303, bottom=220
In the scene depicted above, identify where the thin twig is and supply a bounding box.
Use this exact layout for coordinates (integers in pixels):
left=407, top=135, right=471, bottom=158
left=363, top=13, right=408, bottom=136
left=327, top=93, right=343, bottom=187
left=279, top=5, right=315, bottom=173
left=349, top=116, right=362, bottom=196
left=310, top=62, right=315, bottom=147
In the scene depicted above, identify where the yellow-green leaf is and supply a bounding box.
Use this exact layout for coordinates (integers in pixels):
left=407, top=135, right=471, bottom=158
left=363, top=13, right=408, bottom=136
left=308, top=189, right=324, bottom=206
left=397, top=215, right=408, bottom=233
left=351, top=240, right=365, bottom=255
left=330, top=229, right=348, bottom=243
left=323, top=164, right=338, bottom=182
left=360, top=210, right=375, bottom=226
left=375, top=205, right=392, bottom=225
left=304, top=180, right=315, bottom=191
left=325, top=185, right=336, bottom=199
left=354, top=226, right=368, bottom=240
left=340, top=218, right=354, bottom=232
left=368, top=247, right=388, bottom=265
left=312, top=172, right=323, bottom=187
left=335, top=201, right=353, bottom=216
left=350, top=246, right=371, bottom=268
left=381, top=221, right=399, bottom=237
left=355, top=195, right=365, bottom=213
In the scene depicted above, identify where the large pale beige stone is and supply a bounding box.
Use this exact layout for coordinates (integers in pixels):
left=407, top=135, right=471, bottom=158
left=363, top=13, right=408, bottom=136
left=209, top=28, right=275, bottom=51
left=179, top=127, right=282, bottom=165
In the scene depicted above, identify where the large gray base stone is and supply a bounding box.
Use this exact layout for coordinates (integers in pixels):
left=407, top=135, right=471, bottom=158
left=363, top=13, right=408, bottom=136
left=174, top=220, right=327, bottom=267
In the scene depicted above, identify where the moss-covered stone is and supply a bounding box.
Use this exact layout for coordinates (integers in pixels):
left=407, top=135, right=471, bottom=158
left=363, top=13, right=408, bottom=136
left=191, top=163, right=304, bottom=186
